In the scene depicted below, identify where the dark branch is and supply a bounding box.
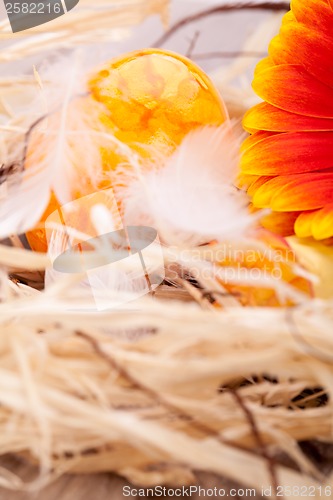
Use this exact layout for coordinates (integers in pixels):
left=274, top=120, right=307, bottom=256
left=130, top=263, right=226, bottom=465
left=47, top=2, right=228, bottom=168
left=230, top=388, right=279, bottom=494
left=191, top=51, right=267, bottom=60
left=153, top=2, right=289, bottom=48
left=186, top=30, right=201, bottom=58
left=76, top=330, right=261, bottom=458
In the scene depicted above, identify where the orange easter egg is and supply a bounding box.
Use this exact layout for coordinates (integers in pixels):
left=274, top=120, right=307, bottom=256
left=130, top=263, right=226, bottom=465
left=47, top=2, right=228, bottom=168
left=216, top=229, right=313, bottom=306
left=89, top=49, right=228, bottom=158
left=26, top=49, right=228, bottom=253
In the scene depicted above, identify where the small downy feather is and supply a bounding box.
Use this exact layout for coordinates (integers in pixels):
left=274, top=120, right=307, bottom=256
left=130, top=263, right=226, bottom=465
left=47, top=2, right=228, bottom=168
left=122, top=123, right=255, bottom=247
left=0, top=51, right=134, bottom=240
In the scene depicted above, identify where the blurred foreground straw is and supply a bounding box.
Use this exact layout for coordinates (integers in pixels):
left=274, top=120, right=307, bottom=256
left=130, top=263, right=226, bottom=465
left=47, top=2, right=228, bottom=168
left=0, top=0, right=169, bottom=62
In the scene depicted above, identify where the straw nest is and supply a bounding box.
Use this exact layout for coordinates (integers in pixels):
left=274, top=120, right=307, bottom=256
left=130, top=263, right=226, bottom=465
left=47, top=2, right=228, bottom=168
left=2, top=244, right=333, bottom=495
left=1, top=1, right=333, bottom=497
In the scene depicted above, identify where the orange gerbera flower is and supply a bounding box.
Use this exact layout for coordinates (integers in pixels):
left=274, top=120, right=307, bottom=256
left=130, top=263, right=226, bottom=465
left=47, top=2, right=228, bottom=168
left=240, top=0, right=333, bottom=242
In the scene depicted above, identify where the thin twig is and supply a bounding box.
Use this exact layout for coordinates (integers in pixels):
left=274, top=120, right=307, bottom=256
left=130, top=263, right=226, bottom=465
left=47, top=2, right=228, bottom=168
left=230, top=388, right=279, bottom=497
left=154, top=2, right=289, bottom=47
left=191, top=51, right=267, bottom=60
left=186, top=30, right=201, bottom=58
left=75, top=330, right=264, bottom=459
left=0, top=162, right=21, bottom=185
left=76, top=330, right=218, bottom=435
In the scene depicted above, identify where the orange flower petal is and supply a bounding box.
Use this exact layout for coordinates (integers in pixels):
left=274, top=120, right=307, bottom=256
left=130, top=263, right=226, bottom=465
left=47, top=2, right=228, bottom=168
left=270, top=173, right=333, bottom=211
left=253, top=65, right=333, bottom=118
left=294, top=210, right=318, bottom=238
left=261, top=211, right=300, bottom=236
left=243, top=0, right=333, bottom=241
left=247, top=176, right=275, bottom=197
left=279, top=24, right=333, bottom=87
left=241, top=132, right=333, bottom=175
left=281, top=10, right=297, bottom=25
left=237, top=174, right=259, bottom=190
left=243, top=103, right=333, bottom=133
left=311, top=204, right=333, bottom=240
left=254, top=57, right=275, bottom=77
left=252, top=176, right=291, bottom=208
left=268, top=35, right=295, bottom=65
left=252, top=173, right=333, bottom=210
left=240, top=130, right=277, bottom=151
left=295, top=206, right=333, bottom=240
left=291, top=0, right=332, bottom=35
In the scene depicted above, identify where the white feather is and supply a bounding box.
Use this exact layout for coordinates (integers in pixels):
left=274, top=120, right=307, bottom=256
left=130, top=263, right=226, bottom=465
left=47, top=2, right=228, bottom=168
left=123, top=122, right=255, bottom=247
left=0, top=51, right=133, bottom=240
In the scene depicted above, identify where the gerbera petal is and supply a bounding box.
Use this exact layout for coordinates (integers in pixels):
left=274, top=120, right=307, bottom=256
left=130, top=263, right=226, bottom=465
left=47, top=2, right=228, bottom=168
left=240, top=130, right=277, bottom=151
left=247, top=176, right=275, bottom=197
left=241, top=132, right=333, bottom=175
left=311, top=204, right=333, bottom=240
left=281, top=10, right=297, bottom=25
left=268, top=35, right=295, bottom=65
left=294, top=210, right=318, bottom=238
left=295, top=206, right=333, bottom=240
left=243, top=0, right=333, bottom=242
left=237, top=174, right=260, bottom=190
left=270, top=173, right=333, bottom=211
left=279, top=24, right=333, bottom=87
left=252, top=176, right=291, bottom=208
left=243, top=103, right=333, bottom=133
left=291, top=0, right=332, bottom=35
left=253, top=65, right=333, bottom=118
left=252, top=173, right=333, bottom=210
left=254, top=57, right=275, bottom=77
left=262, top=211, right=300, bottom=236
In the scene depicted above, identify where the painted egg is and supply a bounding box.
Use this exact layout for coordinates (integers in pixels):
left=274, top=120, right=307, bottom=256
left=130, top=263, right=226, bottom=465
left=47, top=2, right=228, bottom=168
left=26, top=49, right=228, bottom=252
left=89, top=48, right=228, bottom=159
